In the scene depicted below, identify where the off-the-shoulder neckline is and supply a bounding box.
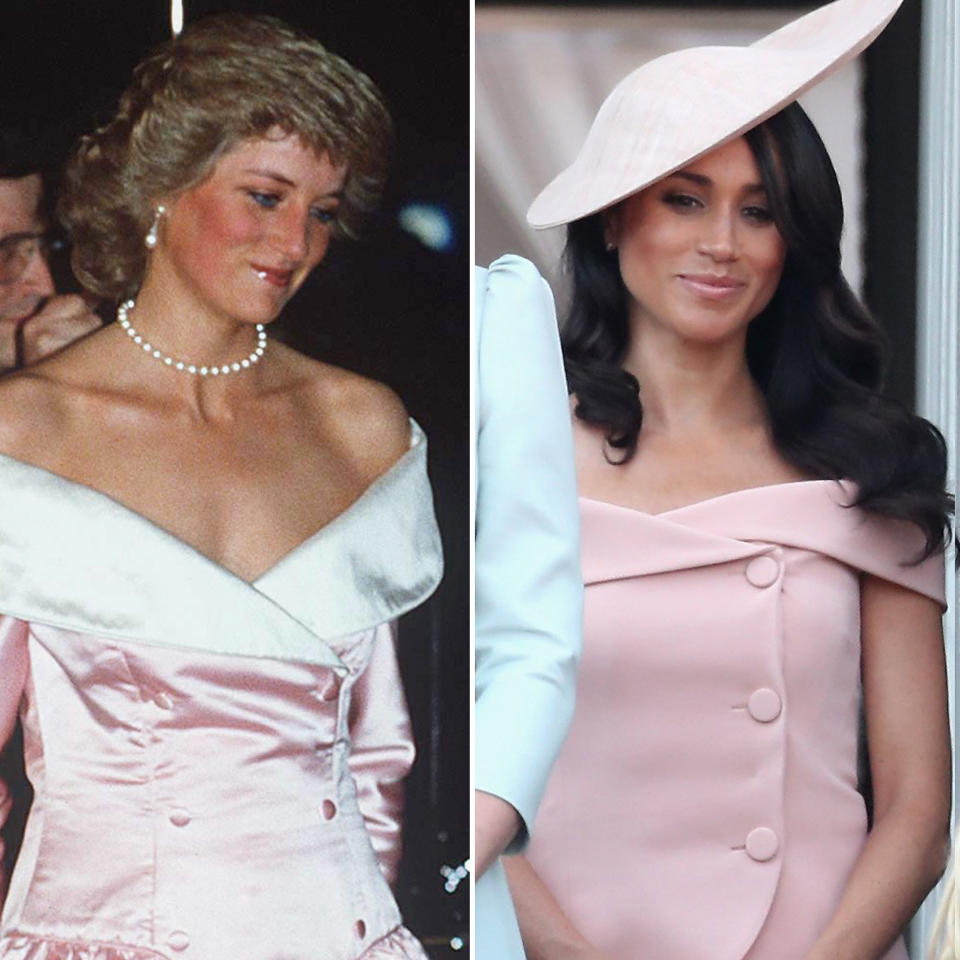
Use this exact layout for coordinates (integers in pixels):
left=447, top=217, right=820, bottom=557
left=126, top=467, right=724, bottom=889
left=0, top=418, right=426, bottom=587
left=579, top=478, right=847, bottom=518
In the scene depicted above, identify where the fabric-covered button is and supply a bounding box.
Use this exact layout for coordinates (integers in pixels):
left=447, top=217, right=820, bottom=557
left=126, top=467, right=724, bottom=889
left=153, top=692, right=174, bottom=710
left=747, top=688, right=782, bottom=723
left=745, top=555, right=780, bottom=588
left=354, top=919, right=367, bottom=939
left=321, top=799, right=337, bottom=820
left=167, top=931, right=190, bottom=951
left=314, top=674, right=340, bottom=702
left=169, top=808, right=192, bottom=827
left=745, top=827, right=779, bottom=861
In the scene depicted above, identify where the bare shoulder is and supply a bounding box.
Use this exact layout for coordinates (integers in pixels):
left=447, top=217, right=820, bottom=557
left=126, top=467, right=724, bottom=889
left=277, top=345, right=411, bottom=477
left=327, top=366, right=410, bottom=459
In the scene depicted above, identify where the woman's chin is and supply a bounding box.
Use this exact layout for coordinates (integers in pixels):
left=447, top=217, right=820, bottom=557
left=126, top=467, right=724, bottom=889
left=227, top=291, right=288, bottom=326
left=665, top=313, right=751, bottom=347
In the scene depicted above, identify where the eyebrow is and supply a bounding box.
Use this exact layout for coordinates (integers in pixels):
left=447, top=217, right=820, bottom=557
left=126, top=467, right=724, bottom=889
left=243, top=168, right=295, bottom=186
left=242, top=168, right=345, bottom=199
left=669, top=170, right=766, bottom=193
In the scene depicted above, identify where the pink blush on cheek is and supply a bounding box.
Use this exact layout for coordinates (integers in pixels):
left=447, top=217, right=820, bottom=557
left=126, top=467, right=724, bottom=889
left=165, top=187, right=262, bottom=290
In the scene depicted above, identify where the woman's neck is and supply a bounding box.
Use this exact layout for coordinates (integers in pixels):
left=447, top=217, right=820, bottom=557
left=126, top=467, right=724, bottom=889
left=108, top=266, right=270, bottom=417
left=132, top=266, right=261, bottom=368
left=622, top=317, right=767, bottom=437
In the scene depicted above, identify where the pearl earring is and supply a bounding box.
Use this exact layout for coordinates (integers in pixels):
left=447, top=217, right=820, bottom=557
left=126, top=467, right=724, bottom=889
left=144, top=205, right=166, bottom=250
left=605, top=239, right=616, bottom=252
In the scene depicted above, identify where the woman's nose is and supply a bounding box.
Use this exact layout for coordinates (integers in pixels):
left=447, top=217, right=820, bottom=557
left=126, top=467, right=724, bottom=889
left=698, top=211, right=739, bottom=262
left=269, top=207, right=309, bottom=263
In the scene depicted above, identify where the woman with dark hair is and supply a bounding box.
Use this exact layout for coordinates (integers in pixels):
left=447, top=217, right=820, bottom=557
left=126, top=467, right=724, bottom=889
left=503, top=2, right=952, bottom=959
left=0, top=14, right=440, bottom=960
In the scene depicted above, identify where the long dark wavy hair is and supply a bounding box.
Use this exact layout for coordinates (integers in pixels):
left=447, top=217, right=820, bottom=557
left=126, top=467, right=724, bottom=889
left=563, top=102, right=952, bottom=558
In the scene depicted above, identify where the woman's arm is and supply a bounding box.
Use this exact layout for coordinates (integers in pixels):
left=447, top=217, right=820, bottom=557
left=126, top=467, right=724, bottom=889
left=474, top=256, right=583, bottom=873
left=475, top=790, right=521, bottom=878
left=0, top=616, right=29, bottom=904
left=504, top=854, right=611, bottom=960
left=347, top=621, right=415, bottom=888
left=803, top=574, right=951, bottom=960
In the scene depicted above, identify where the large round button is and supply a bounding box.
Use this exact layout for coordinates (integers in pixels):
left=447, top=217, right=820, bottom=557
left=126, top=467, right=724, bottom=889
left=321, top=799, right=337, bottom=820
left=167, top=931, right=190, bottom=951
left=747, top=688, right=782, bottom=723
left=169, top=808, right=192, bottom=827
left=154, top=692, right=174, bottom=710
left=745, top=555, right=780, bottom=588
left=745, top=827, right=779, bottom=862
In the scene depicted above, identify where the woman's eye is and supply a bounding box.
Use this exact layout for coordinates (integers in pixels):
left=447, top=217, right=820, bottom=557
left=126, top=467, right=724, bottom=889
left=743, top=205, right=774, bottom=224
left=311, top=207, right=338, bottom=225
left=248, top=191, right=281, bottom=209
left=662, top=193, right=702, bottom=211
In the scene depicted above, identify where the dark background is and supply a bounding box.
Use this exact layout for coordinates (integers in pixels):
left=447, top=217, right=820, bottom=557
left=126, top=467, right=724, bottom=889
left=0, top=0, right=468, bottom=954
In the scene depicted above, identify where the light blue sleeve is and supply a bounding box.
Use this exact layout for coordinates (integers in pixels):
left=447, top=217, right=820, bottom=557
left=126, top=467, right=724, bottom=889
left=474, top=254, right=583, bottom=852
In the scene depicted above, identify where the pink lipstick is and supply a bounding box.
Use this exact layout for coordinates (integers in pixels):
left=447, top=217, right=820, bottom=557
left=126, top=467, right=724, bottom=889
left=252, top=265, right=292, bottom=288
left=677, top=274, right=745, bottom=300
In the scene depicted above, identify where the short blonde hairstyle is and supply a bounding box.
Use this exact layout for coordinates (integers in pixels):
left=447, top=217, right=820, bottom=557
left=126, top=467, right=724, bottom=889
left=60, top=14, right=392, bottom=300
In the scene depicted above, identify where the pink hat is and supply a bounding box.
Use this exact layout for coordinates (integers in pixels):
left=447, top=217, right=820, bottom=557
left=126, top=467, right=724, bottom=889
left=527, top=0, right=903, bottom=229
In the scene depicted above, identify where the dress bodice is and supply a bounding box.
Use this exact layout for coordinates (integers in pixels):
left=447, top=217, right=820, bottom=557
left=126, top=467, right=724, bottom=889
left=0, top=422, right=442, bottom=960
left=526, top=480, right=944, bottom=960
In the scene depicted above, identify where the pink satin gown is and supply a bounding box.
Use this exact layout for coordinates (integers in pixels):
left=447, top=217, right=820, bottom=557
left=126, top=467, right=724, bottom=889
left=525, top=480, right=945, bottom=960
left=0, top=423, right=442, bottom=960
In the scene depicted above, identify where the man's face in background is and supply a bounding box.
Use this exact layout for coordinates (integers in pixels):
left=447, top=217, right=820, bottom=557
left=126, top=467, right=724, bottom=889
left=0, top=173, right=55, bottom=323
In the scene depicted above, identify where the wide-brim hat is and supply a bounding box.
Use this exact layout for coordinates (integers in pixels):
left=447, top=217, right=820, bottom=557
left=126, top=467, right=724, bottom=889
left=527, top=0, right=903, bottom=229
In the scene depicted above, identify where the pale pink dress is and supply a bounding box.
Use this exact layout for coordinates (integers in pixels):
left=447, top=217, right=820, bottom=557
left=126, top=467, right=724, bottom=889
left=0, top=423, right=441, bottom=960
left=526, top=480, right=945, bottom=960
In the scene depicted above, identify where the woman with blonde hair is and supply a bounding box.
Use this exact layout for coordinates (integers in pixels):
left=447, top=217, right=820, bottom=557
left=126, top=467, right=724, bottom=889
left=0, top=14, right=440, bottom=959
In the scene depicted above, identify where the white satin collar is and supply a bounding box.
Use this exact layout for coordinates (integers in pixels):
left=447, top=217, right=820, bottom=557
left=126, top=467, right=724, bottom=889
left=0, top=420, right=442, bottom=671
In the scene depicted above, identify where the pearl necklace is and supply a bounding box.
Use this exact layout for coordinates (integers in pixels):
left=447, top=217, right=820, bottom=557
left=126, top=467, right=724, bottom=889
left=116, top=299, right=266, bottom=376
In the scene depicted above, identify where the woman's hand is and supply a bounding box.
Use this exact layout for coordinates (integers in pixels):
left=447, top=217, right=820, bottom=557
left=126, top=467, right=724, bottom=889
left=504, top=854, right=613, bottom=960
left=551, top=947, right=614, bottom=960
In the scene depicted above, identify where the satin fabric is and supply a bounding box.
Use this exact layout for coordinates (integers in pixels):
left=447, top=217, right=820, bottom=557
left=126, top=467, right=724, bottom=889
left=0, top=422, right=442, bottom=960
left=526, top=480, right=945, bottom=960
left=473, top=257, right=583, bottom=960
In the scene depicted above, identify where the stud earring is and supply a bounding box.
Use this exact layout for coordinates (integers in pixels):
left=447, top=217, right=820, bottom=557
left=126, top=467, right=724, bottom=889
left=144, top=205, right=166, bottom=250
left=605, top=239, right=616, bottom=252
